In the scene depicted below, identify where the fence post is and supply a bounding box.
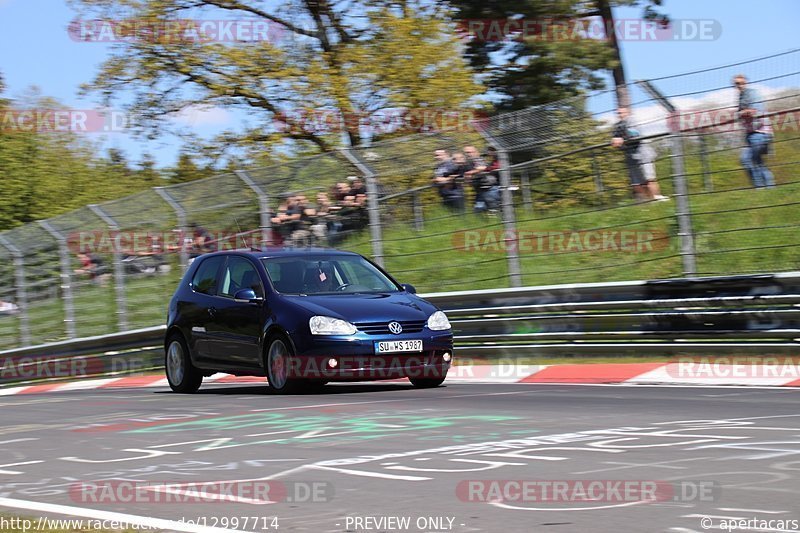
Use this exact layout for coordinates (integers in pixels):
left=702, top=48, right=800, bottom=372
left=88, top=205, right=128, bottom=331
left=0, top=236, right=30, bottom=346
left=670, top=134, right=698, bottom=275
left=38, top=221, right=76, bottom=339
left=497, top=149, right=523, bottom=287
left=154, top=187, right=189, bottom=271
left=476, top=131, right=522, bottom=287
left=636, top=79, right=697, bottom=276
left=591, top=152, right=605, bottom=194
left=235, top=170, right=273, bottom=247
left=698, top=134, right=713, bottom=192
left=520, top=170, right=533, bottom=213
left=340, top=148, right=384, bottom=267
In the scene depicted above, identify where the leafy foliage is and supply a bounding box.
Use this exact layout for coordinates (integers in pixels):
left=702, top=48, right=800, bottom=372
left=71, top=0, right=482, bottom=160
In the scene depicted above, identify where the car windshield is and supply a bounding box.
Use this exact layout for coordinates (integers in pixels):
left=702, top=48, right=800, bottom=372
left=261, top=255, right=400, bottom=295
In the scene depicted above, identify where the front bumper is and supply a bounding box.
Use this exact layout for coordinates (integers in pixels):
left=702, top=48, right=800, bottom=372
left=288, top=331, right=453, bottom=381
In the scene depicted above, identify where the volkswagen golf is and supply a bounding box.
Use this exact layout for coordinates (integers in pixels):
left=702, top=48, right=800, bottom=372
left=164, top=248, right=453, bottom=393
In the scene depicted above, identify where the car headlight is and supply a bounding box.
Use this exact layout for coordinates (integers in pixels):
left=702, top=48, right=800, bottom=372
left=426, top=311, right=451, bottom=331
left=309, top=316, right=357, bottom=335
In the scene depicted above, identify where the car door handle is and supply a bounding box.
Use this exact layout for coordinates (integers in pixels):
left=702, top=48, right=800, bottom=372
left=208, top=307, right=217, bottom=317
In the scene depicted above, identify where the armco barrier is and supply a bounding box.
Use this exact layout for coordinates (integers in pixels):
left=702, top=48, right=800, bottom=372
left=1, top=273, right=799, bottom=385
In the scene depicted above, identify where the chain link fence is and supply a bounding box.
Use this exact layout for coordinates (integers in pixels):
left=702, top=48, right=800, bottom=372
left=1, top=49, right=799, bottom=349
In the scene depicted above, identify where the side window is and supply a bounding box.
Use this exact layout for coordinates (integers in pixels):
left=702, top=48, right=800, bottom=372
left=191, top=256, right=225, bottom=295
left=220, top=256, right=264, bottom=298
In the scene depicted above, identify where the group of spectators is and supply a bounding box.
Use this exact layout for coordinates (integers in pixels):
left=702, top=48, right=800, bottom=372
left=612, top=73, right=774, bottom=199
left=270, top=177, right=369, bottom=247
left=432, top=145, right=501, bottom=213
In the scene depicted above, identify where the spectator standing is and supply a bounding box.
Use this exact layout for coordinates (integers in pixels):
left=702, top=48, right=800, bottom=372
left=612, top=107, right=667, bottom=201
left=734, top=74, right=775, bottom=188
left=638, top=140, right=668, bottom=201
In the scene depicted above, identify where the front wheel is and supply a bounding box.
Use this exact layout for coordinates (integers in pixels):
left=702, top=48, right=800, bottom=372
left=265, top=335, right=301, bottom=394
left=165, top=335, right=203, bottom=393
left=409, top=376, right=446, bottom=388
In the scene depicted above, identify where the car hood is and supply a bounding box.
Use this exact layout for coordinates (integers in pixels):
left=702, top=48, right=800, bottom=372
left=282, top=292, right=436, bottom=323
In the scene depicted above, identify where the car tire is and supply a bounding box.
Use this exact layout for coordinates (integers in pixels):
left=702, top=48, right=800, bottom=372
left=265, top=334, right=301, bottom=394
left=165, top=334, right=203, bottom=393
left=409, top=376, right=446, bottom=388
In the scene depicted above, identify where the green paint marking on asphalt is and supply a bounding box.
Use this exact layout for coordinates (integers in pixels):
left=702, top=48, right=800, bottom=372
left=128, top=413, right=522, bottom=443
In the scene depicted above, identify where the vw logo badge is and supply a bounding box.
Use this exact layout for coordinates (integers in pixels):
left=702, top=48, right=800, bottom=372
left=388, top=321, right=403, bottom=335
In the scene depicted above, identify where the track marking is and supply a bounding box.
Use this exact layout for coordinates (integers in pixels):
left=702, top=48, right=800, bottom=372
left=683, top=514, right=752, bottom=520
left=0, top=496, right=254, bottom=533
left=717, top=508, right=788, bottom=514
left=572, top=457, right=711, bottom=475
left=309, top=464, right=430, bottom=481
left=0, top=460, right=43, bottom=475
left=488, top=498, right=654, bottom=511
left=0, top=438, right=37, bottom=445
left=247, top=389, right=549, bottom=413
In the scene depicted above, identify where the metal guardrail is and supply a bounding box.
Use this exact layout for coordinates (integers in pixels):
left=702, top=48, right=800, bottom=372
left=1, top=272, right=799, bottom=386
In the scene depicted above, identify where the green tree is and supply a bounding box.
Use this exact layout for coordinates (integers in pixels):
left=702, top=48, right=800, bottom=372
left=0, top=90, right=157, bottom=230
left=447, top=0, right=667, bottom=110
left=136, top=152, right=162, bottom=185
left=594, top=0, right=667, bottom=107
left=169, top=151, right=200, bottom=183
left=71, top=0, right=482, bottom=158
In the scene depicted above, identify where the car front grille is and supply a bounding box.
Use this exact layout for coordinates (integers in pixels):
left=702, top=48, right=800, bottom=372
left=355, top=320, right=426, bottom=335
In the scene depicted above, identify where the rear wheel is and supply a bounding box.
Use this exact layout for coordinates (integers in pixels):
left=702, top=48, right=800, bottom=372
left=165, top=334, right=203, bottom=393
left=409, top=376, right=446, bottom=388
left=265, top=335, right=301, bottom=394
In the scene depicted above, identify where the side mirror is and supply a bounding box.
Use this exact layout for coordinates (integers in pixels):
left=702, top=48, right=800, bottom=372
left=233, top=288, right=263, bottom=304
left=401, top=283, right=417, bottom=294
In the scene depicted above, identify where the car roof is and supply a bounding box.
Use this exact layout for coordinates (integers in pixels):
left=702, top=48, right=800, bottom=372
left=202, top=247, right=362, bottom=260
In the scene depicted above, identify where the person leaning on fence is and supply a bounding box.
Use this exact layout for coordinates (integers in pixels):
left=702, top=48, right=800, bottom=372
left=190, top=224, right=217, bottom=257
left=271, top=195, right=302, bottom=244
left=348, top=176, right=366, bottom=196
left=612, top=107, right=667, bottom=202
left=734, top=74, right=775, bottom=189
left=466, top=145, right=501, bottom=213
left=638, top=139, right=668, bottom=201
left=288, top=195, right=315, bottom=247
left=308, top=192, right=332, bottom=242
left=432, top=149, right=465, bottom=211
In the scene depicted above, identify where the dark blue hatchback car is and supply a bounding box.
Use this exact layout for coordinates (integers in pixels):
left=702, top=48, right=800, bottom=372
left=164, top=248, right=453, bottom=393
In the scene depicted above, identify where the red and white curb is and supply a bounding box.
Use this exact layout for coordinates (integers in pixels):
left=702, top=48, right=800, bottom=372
left=1, top=362, right=799, bottom=395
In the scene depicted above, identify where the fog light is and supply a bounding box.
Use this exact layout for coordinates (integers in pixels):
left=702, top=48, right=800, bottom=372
left=328, top=358, right=338, bottom=368
left=442, top=352, right=452, bottom=362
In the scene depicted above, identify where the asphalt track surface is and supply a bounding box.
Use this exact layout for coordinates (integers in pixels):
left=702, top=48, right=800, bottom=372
left=0, top=381, right=798, bottom=533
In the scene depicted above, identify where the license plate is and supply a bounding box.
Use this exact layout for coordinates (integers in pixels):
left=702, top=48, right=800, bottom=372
left=375, top=339, right=423, bottom=353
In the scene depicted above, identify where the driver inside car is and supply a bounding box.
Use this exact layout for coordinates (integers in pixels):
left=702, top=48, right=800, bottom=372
left=303, top=262, right=337, bottom=293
